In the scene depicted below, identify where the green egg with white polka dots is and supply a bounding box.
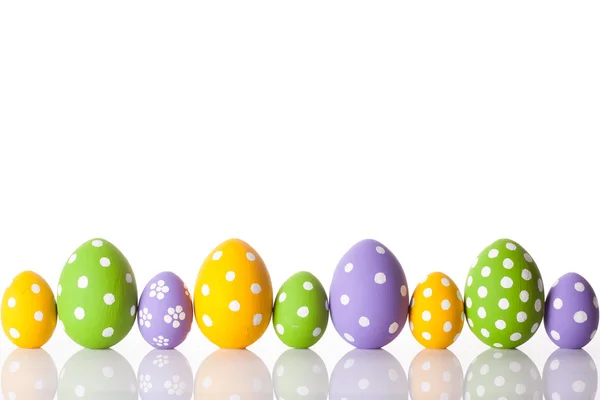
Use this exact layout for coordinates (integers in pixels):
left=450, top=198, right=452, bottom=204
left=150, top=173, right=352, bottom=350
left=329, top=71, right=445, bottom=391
left=57, top=238, right=138, bottom=349
left=273, top=271, right=329, bottom=349
left=464, top=238, right=545, bottom=349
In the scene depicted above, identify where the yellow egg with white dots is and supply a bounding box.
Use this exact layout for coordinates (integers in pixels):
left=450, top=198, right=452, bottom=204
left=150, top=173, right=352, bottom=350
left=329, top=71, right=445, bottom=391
left=2, top=271, right=57, bottom=348
left=194, top=238, right=273, bottom=349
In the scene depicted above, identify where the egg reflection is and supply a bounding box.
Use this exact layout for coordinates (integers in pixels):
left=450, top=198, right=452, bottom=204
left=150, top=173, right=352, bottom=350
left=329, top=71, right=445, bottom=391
left=58, top=349, right=137, bottom=399
left=273, top=349, right=328, bottom=400
left=195, top=349, right=272, bottom=400
left=138, top=349, right=193, bottom=399
left=1, top=348, right=57, bottom=400
left=464, top=349, right=542, bottom=399
left=543, top=349, right=598, bottom=399
left=329, top=349, right=408, bottom=400
left=409, top=349, right=463, bottom=400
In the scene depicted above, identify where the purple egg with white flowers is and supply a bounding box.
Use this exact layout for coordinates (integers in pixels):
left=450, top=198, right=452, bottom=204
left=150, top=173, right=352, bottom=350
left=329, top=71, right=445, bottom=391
left=544, top=272, right=599, bottom=349
left=329, top=239, right=409, bottom=349
left=138, top=272, right=193, bottom=349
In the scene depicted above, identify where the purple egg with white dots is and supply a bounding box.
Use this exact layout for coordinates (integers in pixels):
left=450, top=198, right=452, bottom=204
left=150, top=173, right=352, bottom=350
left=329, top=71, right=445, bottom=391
left=544, top=272, right=599, bottom=349
left=329, top=239, right=409, bottom=349
left=138, top=272, right=193, bottom=349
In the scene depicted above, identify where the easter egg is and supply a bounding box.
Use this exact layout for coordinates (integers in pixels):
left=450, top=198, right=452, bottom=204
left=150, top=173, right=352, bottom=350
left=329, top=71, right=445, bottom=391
left=543, top=349, right=598, bottom=399
left=409, top=272, right=464, bottom=349
left=329, top=349, right=408, bottom=400
left=464, top=238, right=544, bottom=349
left=138, top=349, right=193, bottom=399
left=273, top=271, right=329, bottom=349
left=544, top=272, right=599, bottom=349
left=2, top=271, right=57, bottom=348
left=408, top=349, right=463, bottom=400
left=273, top=349, right=328, bottom=400
left=194, top=349, right=272, bottom=400
left=138, top=271, right=193, bottom=349
left=329, top=239, right=408, bottom=349
left=193, top=238, right=273, bottom=349
left=2, top=349, right=57, bottom=400
left=57, top=238, right=138, bottom=349
left=464, top=349, right=542, bottom=399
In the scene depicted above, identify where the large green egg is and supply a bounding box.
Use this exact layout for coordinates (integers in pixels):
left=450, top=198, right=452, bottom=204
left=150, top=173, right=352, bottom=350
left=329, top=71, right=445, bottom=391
left=464, top=238, right=544, bottom=349
left=57, top=238, right=138, bottom=349
left=273, top=271, right=329, bottom=349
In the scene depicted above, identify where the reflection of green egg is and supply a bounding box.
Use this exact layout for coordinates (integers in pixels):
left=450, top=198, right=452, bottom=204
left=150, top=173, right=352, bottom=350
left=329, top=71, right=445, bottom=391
left=464, top=349, right=542, bottom=399
left=273, top=272, right=329, bottom=348
left=273, top=349, right=328, bottom=400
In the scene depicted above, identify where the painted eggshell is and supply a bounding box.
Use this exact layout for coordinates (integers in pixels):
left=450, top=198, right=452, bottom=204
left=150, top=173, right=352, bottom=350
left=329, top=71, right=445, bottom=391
left=329, top=239, right=409, bottom=349
left=329, top=349, right=408, bottom=400
left=273, top=271, right=329, bottom=349
left=544, top=272, right=599, bottom=349
left=2, top=349, right=57, bottom=400
left=138, top=271, right=193, bottom=349
left=194, top=349, right=272, bottom=400
left=58, top=349, right=137, bottom=399
left=543, top=349, right=598, bottom=399
left=464, top=349, right=542, bottom=399
left=464, top=238, right=545, bottom=349
left=408, top=349, right=463, bottom=400
left=138, top=349, right=193, bottom=399
left=273, top=349, right=328, bottom=400
left=2, top=271, right=57, bottom=348
left=194, top=238, right=273, bottom=349
left=409, top=272, right=464, bottom=349
left=57, top=238, right=138, bottom=349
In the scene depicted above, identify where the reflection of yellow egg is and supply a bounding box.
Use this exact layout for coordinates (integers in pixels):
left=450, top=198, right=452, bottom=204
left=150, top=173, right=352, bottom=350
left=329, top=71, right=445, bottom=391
left=1, top=271, right=57, bottom=348
left=194, top=239, right=273, bottom=349
left=409, top=272, right=464, bottom=349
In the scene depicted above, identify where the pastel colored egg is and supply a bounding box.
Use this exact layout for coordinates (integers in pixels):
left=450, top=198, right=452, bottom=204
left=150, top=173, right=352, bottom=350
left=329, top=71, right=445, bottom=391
left=138, top=271, right=193, bottom=349
left=329, top=239, right=409, bottom=349
left=409, top=272, right=464, bottom=349
left=1, top=349, right=57, bottom=400
left=194, top=349, right=272, bottom=400
left=58, top=348, right=137, bottom=399
left=329, top=349, right=408, bottom=400
left=273, top=271, right=329, bottom=349
left=2, top=271, right=57, bottom=348
left=464, top=349, right=542, bottom=399
left=543, top=349, right=598, bottom=399
left=57, top=238, right=138, bottom=349
left=193, top=238, right=273, bottom=349
left=273, top=349, right=328, bottom=400
left=464, top=238, right=545, bottom=349
left=408, top=349, right=463, bottom=400
left=138, top=349, right=193, bottom=399
left=544, top=272, right=599, bottom=349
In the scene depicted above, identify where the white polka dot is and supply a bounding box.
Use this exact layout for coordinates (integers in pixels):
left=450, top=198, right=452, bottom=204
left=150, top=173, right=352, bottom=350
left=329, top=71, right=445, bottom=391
left=229, top=301, right=241, bottom=312
left=575, top=282, right=585, bottom=292
left=488, top=249, right=499, bottom=258
left=520, top=290, right=530, bottom=302
left=92, top=239, right=104, bottom=247
left=441, top=299, right=451, bottom=310
left=341, top=295, right=350, bottom=305
left=517, top=312, right=527, bottom=322
left=9, top=362, right=20, bottom=373
left=495, top=376, right=506, bottom=386
left=531, top=322, right=539, bottom=333
left=75, top=385, right=85, bottom=397
left=535, top=299, right=542, bottom=312
left=421, top=382, right=431, bottom=392
left=551, top=330, right=561, bottom=340
left=212, top=251, right=223, bottom=260
left=524, top=253, right=533, bottom=262
left=68, top=254, right=77, bottom=264
left=466, top=297, right=472, bottom=308
left=225, top=271, right=236, bottom=281
left=358, top=378, right=370, bottom=390
left=297, top=306, right=309, bottom=318
left=376, top=246, right=385, bottom=254
left=104, top=293, right=115, bottom=305
left=303, top=282, right=313, bottom=291
left=201, top=284, right=210, bottom=296
left=359, top=316, right=370, bottom=327
left=100, top=257, right=110, bottom=267
left=573, top=380, right=586, bottom=393
left=201, top=314, right=213, bottom=327
left=31, top=284, right=40, bottom=294
left=77, top=276, right=88, bottom=289
left=481, top=328, right=490, bottom=337
left=444, top=321, right=452, bottom=332
left=422, top=310, right=432, bottom=321
left=468, top=318, right=474, bottom=327
left=594, top=297, right=598, bottom=308
left=34, top=380, right=43, bottom=390
left=476, top=385, right=485, bottom=396
left=125, top=273, right=132, bottom=283
left=253, top=314, right=262, bottom=326
left=467, top=276, right=473, bottom=286
left=591, top=330, right=597, bottom=340
left=423, top=288, right=433, bottom=297
left=441, top=277, right=450, bottom=286
left=510, top=333, right=522, bottom=341
left=538, top=278, right=543, bottom=292
left=493, top=343, right=503, bottom=348
left=421, top=361, right=431, bottom=371
left=389, top=369, right=399, bottom=381
left=478, top=286, right=488, bottom=298
left=297, top=386, right=309, bottom=396
left=130, top=305, right=136, bottom=316
left=478, top=307, right=487, bottom=318
left=279, top=292, right=287, bottom=302
left=401, top=285, right=407, bottom=297
left=9, top=328, right=20, bottom=339
left=495, top=320, right=506, bottom=330
left=34, top=311, right=43, bottom=321
left=103, top=367, right=114, bottom=378
left=246, top=252, right=256, bottom=261
left=498, top=298, right=509, bottom=310
left=313, top=327, right=322, bottom=337
left=501, top=277, right=513, bottom=289
left=503, top=258, right=514, bottom=269
left=7, top=297, right=16, bottom=308
left=389, top=322, right=399, bottom=334
left=553, top=298, right=563, bottom=309
left=422, top=332, right=432, bottom=340
left=344, top=333, right=355, bottom=342
left=481, top=266, right=491, bottom=277
left=443, top=371, right=451, bottom=382
left=522, top=269, right=532, bottom=280
left=344, top=263, right=353, bottom=272
left=74, top=307, right=85, bottom=320
left=506, top=242, right=517, bottom=251
left=550, top=359, right=560, bottom=370
left=551, top=393, right=560, bottom=400
left=344, top=359, right=355, bottom=369
left=251, top=283, right=262, bottom=294
left=574, top=311, right=588, bottom=323
left=102, top=327, right=114, bottom=337
left=374, top=273, right=386, bottom=284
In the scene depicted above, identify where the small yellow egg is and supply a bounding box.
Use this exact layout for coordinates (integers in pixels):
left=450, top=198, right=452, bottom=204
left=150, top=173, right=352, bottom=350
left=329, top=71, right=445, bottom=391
left=1, top=271, right=57, bottom=348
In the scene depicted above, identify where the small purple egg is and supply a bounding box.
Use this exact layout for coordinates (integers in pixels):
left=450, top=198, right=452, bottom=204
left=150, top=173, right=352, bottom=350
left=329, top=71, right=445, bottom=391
left=138, top=272, right=193, bottom=349
left=544, top=272, right=599, bottom=349
left=329, top=239, right=409, bottom=349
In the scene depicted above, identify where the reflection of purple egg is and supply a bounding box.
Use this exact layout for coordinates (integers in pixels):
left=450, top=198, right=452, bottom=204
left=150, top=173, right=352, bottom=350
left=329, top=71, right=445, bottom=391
left=138, top=272, right=193, bottom=349
left=138, top=349, right=193, bottom=400
left=329, top=239, right=408, bottom=349
left=544, top=273, right=599, bottom=349
left=543, top=349, right=598, bottom=400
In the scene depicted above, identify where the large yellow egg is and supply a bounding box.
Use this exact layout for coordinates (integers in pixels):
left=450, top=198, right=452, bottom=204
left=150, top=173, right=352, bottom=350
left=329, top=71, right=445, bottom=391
left=194, top=238, right=273, bottom=349
left=1, top=271, right=57, bottom=348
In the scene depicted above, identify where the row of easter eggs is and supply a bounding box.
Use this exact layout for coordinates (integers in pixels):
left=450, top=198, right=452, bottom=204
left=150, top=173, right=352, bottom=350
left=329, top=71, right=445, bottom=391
left=2, top=237, right=599, bottom=351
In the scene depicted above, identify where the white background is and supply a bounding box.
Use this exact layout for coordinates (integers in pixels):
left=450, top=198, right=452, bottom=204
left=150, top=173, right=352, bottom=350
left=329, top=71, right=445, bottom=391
left=1, top=1, right=600, bottom=398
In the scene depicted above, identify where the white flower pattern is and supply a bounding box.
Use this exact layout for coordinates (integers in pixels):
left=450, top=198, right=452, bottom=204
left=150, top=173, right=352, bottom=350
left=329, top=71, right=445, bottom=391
left=139, top=374, right=152, bottom=393
left=139, top=308, right=152, bottom=328
left=164, top=305, right=186, bottom=328
left=149, top=280, right=170, bottom=300
left=164, top=375, right=185, bottom=396
left=152, top=354, right=169, bottom=368
left=153, top=335, right=170, bottom=347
